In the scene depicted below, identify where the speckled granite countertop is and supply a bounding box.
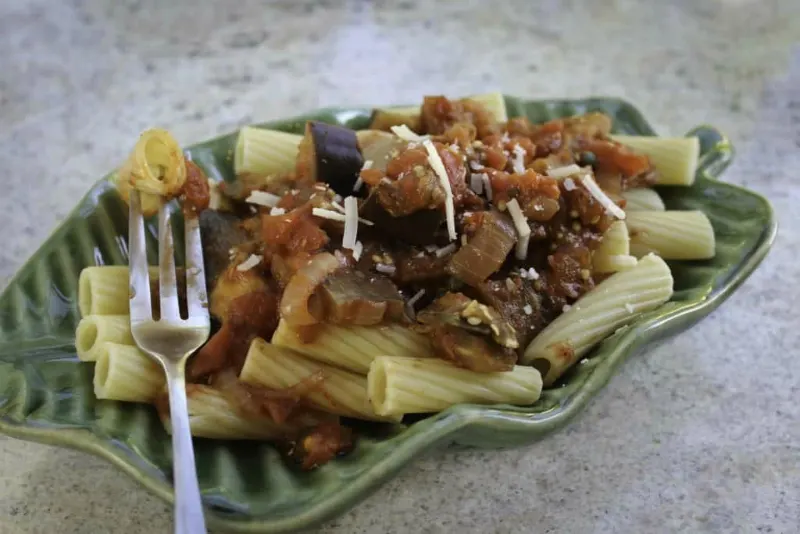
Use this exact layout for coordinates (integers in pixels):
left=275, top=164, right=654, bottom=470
left=1, top=1, right=798, bottom=532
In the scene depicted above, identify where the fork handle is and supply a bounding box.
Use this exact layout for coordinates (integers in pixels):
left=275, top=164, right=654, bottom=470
left=165, top=364, right=207, bottom=534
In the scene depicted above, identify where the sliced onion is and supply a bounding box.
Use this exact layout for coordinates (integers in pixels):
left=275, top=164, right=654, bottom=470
left=280, top=252, right=341, bottom=326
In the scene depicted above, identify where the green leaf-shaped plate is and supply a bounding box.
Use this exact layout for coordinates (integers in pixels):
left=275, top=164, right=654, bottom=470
left=0, top=96, right=775, bottom=533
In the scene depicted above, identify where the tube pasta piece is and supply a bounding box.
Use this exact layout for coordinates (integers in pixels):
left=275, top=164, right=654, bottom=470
left=115, top=171, right=162, bottom=217
left=118, top=128, right=186, bottom=197
left=271, top=319, right=432, bottom=374
left=78, top=266, right=163, bottom=317
left=234, top=126, right=303, bottom=176
left=79, top=266, right=132, bottom=316
left=94, top=342, right=164, bottom=402
left=373, top=92, right=509, bottom=129
left=626, top=210, right=715, bottom=260
left=367, top=357, right=542, bottom=417
left=621, top=188, right=666, bottom=212
left=611, top=135, right=699, bottom=186
left=522, top=254, right=673, bottom=385
left=240, top=338, right=399, bottom=422
left=75, top=315, right=134, bottom=361
left=158, top=384, right=324, bottom=440
left=593, top=221, right=637, bottom=274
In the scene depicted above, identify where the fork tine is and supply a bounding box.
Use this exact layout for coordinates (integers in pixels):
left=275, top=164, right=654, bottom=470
left=128, top=191, right=152, bottom=325
left=158, top=203, right=181, bottom=323
left=184, top=215, right=209, bottom=325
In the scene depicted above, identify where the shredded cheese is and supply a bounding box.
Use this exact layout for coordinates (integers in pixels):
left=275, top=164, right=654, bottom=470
left=341, top=196, right=359, bottom=249
left=423, top=139, right=457, bottom=241
left=407, top=289, right=426, bottom=308
left=390, top=125, right=425, bottom=142
left=470, top=173, right=484, bottom=195
left=361, top=160, right=373, bottom=170
left=563, top=178, right=576, bottom=191
left=481, top=174, right=493, bottom=201
left=246, top=190, right=281, bottom=207
left=580, top=174, right=626, bottom=219
left=435, top=243, right=457, bottom=258
left=506, top=198, right=531, bottom=260
left=353, top=177, right=364, bottom=192
left=312, top=208, right=346, bottom=222
left=375, top=263, right=396, bottom=275
left=562, top=304, right=572, bottom=313
left=352, top=241, right=363, bottom=261
left=269, top=207, right=286, bottom=216
left=331, top=200, right=345, bottom=213
left=547, top=164, right=582, bottom=178
left=469, top=161, right=485, bottom=171
left=523, top=304, right=533, bottom=316
left=527, top=267, right=539, bottom=280
left=236, top=254, right=262, bottom=272
left=511, top=145, right=526, bottom=174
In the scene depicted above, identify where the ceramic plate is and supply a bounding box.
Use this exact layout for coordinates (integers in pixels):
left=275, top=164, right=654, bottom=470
left=0, top=96, right=776, bottom=533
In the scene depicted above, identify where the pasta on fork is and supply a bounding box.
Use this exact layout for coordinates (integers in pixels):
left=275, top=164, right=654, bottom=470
left=77, top=92, right=715, bottom=469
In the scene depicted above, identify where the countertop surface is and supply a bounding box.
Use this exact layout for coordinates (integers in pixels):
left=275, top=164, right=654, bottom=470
left=1, top=0, right=798, bottom=532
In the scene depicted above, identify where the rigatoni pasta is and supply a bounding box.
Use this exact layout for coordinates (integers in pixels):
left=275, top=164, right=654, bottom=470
left=271, top=320, right=432, bottom=375
left=234, top=126, right=303, bottom=176
left=367, top=357, right=542, bottom=417
left=611, top=135, right=699, bottom=186
left=592, top=221, right=637, bottom=274
left=75, top=315, right=134, bottom=361
left=522, top=254, right=673, bottom=385
left=240, top=338, right=399, bottom=422
left=157, top=384, right=328, bottom=440
left=78, top=266, right=132, bottom=316
left=94, top=342, right=164, bottom=402
left=621, top=188, right=666, bottom=212
left=627, top=211, right=716, bottom=260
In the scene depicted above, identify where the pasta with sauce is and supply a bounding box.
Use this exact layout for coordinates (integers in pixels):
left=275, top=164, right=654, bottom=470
left=76, top=92, right=714, bottom=468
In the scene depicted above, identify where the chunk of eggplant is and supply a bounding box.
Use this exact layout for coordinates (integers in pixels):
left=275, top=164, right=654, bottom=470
left=297, top=121, right=364, bottom=196
left=359, top=192, right=446, bottom=246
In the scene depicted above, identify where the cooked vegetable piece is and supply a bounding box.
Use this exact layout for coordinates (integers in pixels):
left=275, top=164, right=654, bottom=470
left=447, top=210, right=516, bottom=286
left=367, top=109, right=422, bottom=133
left=199, top=210, right=251, bottom=284
left=416, top=293, right=517, bottom=372
left=356, top=130, right=408, bottom=173
left=297, top=121, right=364, bottom=195
left=359, top=193, right=446, bottom=246
left=310, top=268, right=408, bottom=325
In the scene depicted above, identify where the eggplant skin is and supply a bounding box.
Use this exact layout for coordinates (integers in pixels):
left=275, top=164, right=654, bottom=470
left=306, top=121, right=364, bottom=196
left=359, top=193, right=446, bottom=246
left=199, top=210, right=250, bottom=285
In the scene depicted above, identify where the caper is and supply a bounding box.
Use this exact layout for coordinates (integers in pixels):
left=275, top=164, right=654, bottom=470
left=578, top=151, right=597, bottom=167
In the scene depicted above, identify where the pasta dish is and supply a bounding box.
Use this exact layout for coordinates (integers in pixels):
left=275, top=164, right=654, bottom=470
left=75, top=93, right=713, bottom=469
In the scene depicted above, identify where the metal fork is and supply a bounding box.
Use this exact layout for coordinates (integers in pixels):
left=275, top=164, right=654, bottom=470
left=128, top=190, right=210, bottom=534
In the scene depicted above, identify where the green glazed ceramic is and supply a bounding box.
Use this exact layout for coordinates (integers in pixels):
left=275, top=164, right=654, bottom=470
left=0, top=96, right=776, bottom=533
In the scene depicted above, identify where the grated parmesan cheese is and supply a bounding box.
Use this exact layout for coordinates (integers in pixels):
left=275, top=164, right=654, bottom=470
left=562, top=304, right=572, bottom=313
left=435, top=243, right=457, bottom=258
left=341, top=196, right=359, bottom=250
left=269, top=207, right=286, bottom=216
left=423, top=139, right=457, bottom=241
left=375, top=263, right=396, bottom=275
left=527, top=267, right=539, bottom=280
left=563, top=178, right=576, bottom=191
left=519, top=268, right=528, bottom=279
left=547, top=164, right=581, bottom=178
left=469, top=160, right=484, bottom=171
left=361, top=160, right=373, bottom=170
left=481, top=174, right=493, bottom=201
left=391, top=125, right=425, bottom=142
left=506, top=198, right=531, bottom=260
left=331, top=200, right=345, bottom=213
left=470, top=173, right=484, bottom=195
left=407, top=289, right=426, bottom=308
left=352, top=241, right=363, bottom=261
left=312, top=207, right=347, bottom=222
left=580, top=174, right=626, bottom=219
left=236, top=254, right=262, bottom=272
left=523, top=304, right=533, bottom=315
left=353, top=177, right=364, bottom=192
left=511, top=145, right=527, bottom=174
left=246, top=190, right=281, bottom=207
